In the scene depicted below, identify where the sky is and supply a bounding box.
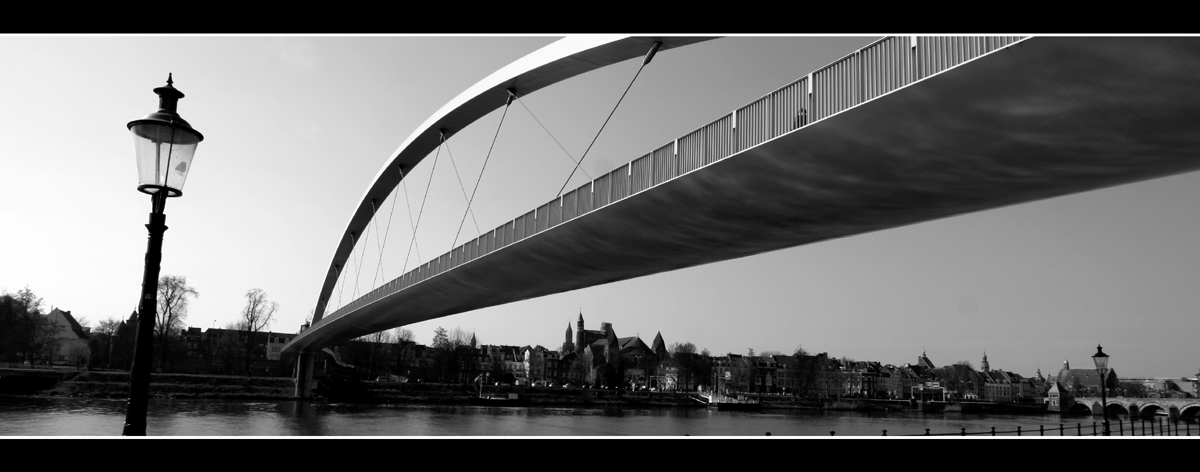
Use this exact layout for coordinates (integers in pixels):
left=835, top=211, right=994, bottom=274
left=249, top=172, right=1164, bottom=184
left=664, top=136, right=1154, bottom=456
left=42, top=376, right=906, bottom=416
left=1, top=35, right=1197, bottom=380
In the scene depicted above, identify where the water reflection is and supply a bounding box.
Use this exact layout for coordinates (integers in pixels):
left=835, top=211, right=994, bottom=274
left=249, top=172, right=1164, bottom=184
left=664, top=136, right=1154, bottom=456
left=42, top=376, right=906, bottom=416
left=2, top=396, right=1185, bottom=437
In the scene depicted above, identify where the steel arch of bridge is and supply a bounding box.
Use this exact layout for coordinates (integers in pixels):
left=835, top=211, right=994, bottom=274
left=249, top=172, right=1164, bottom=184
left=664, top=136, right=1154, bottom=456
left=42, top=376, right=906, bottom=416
left=307, top=36, right=714, bottom=329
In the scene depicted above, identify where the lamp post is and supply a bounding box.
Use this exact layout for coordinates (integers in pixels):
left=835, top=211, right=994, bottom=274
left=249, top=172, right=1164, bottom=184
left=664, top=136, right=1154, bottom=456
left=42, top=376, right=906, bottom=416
left=1092, top=344, right=1110, bottom=436
left=1195, top=368, right=1200, bottom=403
left=122, top=74, right=203, bottom=436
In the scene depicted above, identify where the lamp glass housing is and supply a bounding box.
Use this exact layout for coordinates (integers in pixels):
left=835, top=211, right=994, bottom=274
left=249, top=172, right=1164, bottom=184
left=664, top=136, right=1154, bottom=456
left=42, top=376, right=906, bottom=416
left=132, top=121, right=200, bottom=196
left=1092, top=345, right=1109, bottom=372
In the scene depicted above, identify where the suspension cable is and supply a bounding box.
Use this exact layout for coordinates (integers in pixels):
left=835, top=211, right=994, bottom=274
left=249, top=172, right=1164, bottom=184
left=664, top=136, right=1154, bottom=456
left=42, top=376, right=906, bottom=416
left=443, top=142, right=482, bottom=236
left=514, top=95, right=592, bottom=180
left=398, top=165, right=422, bottom=268
left=554, top=41, right=662, bottom=199
left=450, top=90, right=513, bottom=251
left=367, top=201, right=383, bottom=285
left=337, top=233, right=354, bottom=309
left=402, top=133, right=444, bottom=274
left=351, top=229, right=368, bottom=300
left=337, top=260, right=347, bottom=311
left=371, top=193, right=398, bottom=289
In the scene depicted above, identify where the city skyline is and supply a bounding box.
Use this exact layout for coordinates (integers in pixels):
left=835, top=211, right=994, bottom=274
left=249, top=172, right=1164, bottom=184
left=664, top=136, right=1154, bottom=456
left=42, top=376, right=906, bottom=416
left=2, top=35, right=1197, bottom=380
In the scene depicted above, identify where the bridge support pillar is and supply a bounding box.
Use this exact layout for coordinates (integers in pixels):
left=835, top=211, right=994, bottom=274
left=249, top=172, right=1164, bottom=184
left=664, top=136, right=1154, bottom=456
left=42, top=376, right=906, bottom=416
left=294, top=351, right=315, bottom=399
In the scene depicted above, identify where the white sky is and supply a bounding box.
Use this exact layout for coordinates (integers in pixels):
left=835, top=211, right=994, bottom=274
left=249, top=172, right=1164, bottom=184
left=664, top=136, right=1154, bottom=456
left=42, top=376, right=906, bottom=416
left=1, top=35, right=1196, bottom=380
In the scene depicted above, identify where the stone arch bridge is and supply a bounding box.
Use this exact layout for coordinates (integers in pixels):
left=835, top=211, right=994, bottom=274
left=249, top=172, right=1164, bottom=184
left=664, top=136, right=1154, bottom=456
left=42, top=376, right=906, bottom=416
left=1069, top=397, right=1200, bottom=420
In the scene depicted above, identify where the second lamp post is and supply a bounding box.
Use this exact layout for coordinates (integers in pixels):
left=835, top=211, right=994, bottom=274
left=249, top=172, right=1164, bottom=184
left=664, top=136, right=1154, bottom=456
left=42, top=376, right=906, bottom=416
left=1092, top=344, right=1111, bottom=436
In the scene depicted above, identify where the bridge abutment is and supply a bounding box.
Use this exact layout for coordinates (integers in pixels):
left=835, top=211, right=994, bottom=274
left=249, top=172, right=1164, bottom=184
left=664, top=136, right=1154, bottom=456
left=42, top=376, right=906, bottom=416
left=294, top=351, right=314, bottom=399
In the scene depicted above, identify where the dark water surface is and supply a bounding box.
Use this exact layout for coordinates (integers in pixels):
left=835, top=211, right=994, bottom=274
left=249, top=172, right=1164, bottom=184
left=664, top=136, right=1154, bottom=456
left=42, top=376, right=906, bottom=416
left=0, top=396, right=1169, bottom=437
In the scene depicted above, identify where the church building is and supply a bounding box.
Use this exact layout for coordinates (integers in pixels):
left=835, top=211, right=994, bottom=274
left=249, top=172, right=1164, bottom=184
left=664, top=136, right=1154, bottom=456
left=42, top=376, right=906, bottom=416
left=560, top=312, right=668, bottom=388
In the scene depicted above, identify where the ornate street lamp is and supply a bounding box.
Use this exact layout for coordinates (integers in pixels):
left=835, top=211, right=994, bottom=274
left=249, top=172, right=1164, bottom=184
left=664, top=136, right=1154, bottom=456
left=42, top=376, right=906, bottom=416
left=1092, top=344, right=1110, bottom=436
left=122, top=74, right=203, bottom=436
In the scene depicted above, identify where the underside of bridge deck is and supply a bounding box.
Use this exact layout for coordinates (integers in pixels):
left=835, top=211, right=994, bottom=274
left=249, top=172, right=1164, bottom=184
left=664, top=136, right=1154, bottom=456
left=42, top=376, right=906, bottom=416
left=287, top=37, right=1200, bottom=360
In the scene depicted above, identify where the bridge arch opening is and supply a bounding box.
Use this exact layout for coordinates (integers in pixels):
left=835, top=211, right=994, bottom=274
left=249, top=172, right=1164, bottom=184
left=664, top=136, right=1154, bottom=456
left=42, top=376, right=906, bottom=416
left=1067, top=403, right=1093, bottom=416
left=1136, top=404, right=1165, bottom=418
left=1181, top=405, right=1200, bottom=422
left=1105, top=403, right=1129, bottom=416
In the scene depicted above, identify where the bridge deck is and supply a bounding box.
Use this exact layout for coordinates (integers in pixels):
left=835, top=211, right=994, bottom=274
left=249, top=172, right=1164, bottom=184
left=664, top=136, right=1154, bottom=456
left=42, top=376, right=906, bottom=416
left=286, top=37, right=1200, bottom=355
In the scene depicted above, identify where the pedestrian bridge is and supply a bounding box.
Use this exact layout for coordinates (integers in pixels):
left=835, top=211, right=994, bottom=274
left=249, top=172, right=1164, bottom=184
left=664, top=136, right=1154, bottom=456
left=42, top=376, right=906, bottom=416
left=1069, top=397, right=1200, bottom=420
left=283, top=36, right=1200, bottom=392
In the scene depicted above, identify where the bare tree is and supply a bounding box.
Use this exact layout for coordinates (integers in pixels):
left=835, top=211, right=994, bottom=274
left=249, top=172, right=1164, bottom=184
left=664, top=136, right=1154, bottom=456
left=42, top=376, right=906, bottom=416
left=96, top=318, right=121, bottom=337
left=665, top=342, right=706, bottom=390
left=568, top=355, right=590, bottom=385
left=392, top=327, right=415, bottom=379
left=2, top=287, right=50, bottom=364
left=89, top=317, right=121, bottom=368
left=239, top=288, right=277, bottom=376
left=790, top=345, right=825, bottom=397
left=68, top=343, right=90, bottom=368
left=669, top=342, right=696, bottom=355
left=449, top=327, right=477, bottom=385
left=430, top=326, right=476, bottom=384
left=212, top=322, right=245, bottom=375
left=155, top=275, right=198, bottom=371
left=393, top=327, right=414, bottom=343
left=0, top=289, right=41, bottom=362
left=361, top=330, right=392, bottom=379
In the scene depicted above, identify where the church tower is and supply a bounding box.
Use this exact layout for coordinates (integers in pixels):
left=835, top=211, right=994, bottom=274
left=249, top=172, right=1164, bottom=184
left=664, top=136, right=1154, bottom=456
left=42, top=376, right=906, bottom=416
left=562, top=322, right=574, bottom=354
left=575, top=312, right=586, bottom=355
left=651, top=332, right=668, bottom=359
left=981, top=352, right=990, bottom=372
left=917, top=350, right=935, bottom=370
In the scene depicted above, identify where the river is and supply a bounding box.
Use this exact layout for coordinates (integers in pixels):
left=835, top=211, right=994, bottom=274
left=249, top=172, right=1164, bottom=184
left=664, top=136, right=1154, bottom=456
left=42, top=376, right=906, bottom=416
left=0, top=396, right=1186, bottom=437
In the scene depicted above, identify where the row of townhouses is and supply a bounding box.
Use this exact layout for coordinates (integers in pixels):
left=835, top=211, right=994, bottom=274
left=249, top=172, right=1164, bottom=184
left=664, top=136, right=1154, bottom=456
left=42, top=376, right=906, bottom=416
left=14, top=308, right=1198, bottom=402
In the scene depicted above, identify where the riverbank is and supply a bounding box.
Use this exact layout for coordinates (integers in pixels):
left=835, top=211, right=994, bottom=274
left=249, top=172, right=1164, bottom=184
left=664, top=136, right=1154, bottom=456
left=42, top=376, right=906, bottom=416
left=0, top=394, right=1094, bottom=437
left=0, top=370, right=297, bottom=400
left=0, top=369, right=705, bottom=408
left=755, top=395, right=1049, bottom=415
left=315, top=377, right=707, bottom=408
left=0, top=369, right=1049, bottom=414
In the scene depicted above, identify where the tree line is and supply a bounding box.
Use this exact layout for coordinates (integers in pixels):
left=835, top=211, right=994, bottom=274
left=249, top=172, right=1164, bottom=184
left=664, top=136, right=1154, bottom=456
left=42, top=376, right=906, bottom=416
left=658, top=342, right=841, bottom=395
left=0, top=287, right=56, bottom=365
left=1, top=279, right=279, bottom=376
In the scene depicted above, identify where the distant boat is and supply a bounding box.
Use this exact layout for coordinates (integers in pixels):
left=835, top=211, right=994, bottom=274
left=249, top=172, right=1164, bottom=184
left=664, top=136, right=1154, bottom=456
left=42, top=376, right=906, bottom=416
left=716, top=401, right=762, bottom=412
left=702, top=393, right=762, bottom=411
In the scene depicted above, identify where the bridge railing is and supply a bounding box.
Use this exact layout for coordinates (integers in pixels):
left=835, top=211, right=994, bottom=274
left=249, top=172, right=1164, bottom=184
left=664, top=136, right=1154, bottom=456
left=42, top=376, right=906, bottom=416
left=324, top=35, right=1030, bottom=321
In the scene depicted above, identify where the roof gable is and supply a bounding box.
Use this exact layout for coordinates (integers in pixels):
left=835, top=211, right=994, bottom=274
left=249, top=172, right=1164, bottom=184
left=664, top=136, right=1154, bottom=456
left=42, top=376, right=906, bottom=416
left=48, top=308, right=89, bottom=339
